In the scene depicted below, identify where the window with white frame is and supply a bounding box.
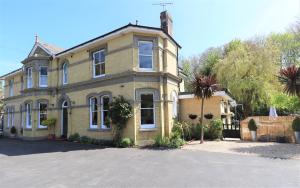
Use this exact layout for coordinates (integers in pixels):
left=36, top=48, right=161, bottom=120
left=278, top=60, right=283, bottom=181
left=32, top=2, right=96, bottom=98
left=140, top=93, right=155, bottom=129
left=38, top=103, right=47, bottom=128
left=62, top=63, right=68, bottom=85
left=39, top=66, right=48, bottom=87
left=9, top=80, right=13, bottom=96
left=101, top=95, right=110, bottom=129
left=89, top=97, right=98, bottom=128
left=7, top=108, right=11, bottom=128
left=26, top=67, right=33, bottom=88
left=138, top=41, right=153, bottom=70
left=93, top=50, right=105, bottom=77
left=26, top=103, right=32, bottom=128
left=172, top=92, right=178, bottom=118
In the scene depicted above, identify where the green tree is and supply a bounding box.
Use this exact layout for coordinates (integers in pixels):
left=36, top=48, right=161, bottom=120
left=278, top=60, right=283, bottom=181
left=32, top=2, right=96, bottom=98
left=191, top=74, right=218, bottom=143
left=214, top=38, right=281, bottom=116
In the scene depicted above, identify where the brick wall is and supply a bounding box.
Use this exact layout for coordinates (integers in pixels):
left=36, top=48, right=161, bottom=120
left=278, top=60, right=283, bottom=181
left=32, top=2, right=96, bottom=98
left=240, top=116, right=296, bottom=143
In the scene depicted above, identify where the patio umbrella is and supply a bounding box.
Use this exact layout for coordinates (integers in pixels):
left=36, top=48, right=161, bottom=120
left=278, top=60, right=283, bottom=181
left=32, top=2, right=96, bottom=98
left=269, top=106, right=278, bottom=118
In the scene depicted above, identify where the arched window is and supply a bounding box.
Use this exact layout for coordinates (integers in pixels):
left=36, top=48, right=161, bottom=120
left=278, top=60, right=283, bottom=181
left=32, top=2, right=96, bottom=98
left=172, top=91, right=178, bottom=118
left=101, top=95, right=110, bottom=129
left=62, top=63, right=68, bottom=85
left=89, top=97, right=98, bottom=129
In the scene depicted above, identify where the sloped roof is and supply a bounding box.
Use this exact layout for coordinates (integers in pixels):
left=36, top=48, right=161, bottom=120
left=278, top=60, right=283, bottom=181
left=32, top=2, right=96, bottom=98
left=42, top=42, right=64, bottom=54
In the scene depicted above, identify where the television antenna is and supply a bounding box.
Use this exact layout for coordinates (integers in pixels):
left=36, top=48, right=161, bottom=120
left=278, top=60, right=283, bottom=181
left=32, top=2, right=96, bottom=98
left=152, top=2, right=173, bottom=11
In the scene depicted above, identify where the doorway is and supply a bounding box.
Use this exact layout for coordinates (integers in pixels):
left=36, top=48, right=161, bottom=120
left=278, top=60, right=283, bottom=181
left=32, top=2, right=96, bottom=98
left=61, top=101, right=68, bottom=138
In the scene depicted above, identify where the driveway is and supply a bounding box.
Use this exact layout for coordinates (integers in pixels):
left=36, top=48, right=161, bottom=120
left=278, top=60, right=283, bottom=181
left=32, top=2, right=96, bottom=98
left=0, top=138, right=299, bottom=188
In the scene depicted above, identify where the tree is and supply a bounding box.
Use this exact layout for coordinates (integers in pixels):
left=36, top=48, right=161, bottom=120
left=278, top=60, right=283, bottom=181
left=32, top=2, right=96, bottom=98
left=278, top=65, right=300, bottom=97
left=191, top=74, right=218, bottom=143
left=214, top=38, right=281, bottom=116
left=108, top=96, right=133, bottom=146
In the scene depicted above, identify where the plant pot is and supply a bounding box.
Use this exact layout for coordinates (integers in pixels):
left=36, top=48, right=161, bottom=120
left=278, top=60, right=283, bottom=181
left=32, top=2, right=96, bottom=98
left=250, top=131, right=257, bottom=141
left=294, top=131, right=300, bottom=144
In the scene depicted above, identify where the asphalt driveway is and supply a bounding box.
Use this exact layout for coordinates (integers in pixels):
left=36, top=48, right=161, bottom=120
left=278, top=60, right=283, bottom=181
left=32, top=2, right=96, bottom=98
left=0, top=138, right=299, bottom=188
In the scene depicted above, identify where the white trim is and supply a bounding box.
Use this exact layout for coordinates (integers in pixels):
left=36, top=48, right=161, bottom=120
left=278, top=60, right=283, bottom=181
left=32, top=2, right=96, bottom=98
left=172, top=91, right=178, bottom=118
left=39, top=66, right=48, bottom=87
left=7, top=108, right=10, bottom=128
left=38, top=102, right=47, bottom=128
left=26, top=67, right=33, bottom=88
left=28, top=43, right=53, bottom=57
left=55, top=27, right=175, bottom=58
left=9, top=80, right=13, bottom=97
left=138, top=40, right=153, bottom=71
left=92, top=50, right=105, bottom=78
left=178, top=91, right=235, bottom=102
left=62, top=63, right=68, bottom=85
left=140, top=92, right=156, bottom=129
left=89, top=97, right=98, bottom=129
left=26, top=103, right=32, bottom=128
left=100, top=95, right=110, bottom=129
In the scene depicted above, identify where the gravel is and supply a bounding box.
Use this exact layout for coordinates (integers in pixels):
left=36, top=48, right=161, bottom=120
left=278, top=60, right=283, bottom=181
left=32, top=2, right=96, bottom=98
left=182, top=139, right=300, bottom=159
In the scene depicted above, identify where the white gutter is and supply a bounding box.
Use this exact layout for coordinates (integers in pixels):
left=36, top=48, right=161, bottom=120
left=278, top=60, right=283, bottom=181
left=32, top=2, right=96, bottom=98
left=179, top=91, right=235, bottom=102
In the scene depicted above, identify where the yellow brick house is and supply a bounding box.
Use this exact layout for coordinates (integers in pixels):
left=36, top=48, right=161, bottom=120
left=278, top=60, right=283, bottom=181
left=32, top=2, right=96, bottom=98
left=0, top=11, right=185, bottom=145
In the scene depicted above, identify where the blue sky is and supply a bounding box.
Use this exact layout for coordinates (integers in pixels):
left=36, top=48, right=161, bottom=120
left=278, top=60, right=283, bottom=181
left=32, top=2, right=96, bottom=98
left=0, top=0, right=299, bottom=75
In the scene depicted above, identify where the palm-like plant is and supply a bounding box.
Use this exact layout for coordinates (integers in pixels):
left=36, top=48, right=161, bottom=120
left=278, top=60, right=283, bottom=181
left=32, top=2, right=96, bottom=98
left=192, top=74, right=219, bottom=143
left=278, top=65, right=300, bottom=97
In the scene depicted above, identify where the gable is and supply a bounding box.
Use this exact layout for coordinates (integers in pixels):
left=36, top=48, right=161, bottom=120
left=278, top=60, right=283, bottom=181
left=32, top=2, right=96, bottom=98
left=28, top=43, right=52, bottom=57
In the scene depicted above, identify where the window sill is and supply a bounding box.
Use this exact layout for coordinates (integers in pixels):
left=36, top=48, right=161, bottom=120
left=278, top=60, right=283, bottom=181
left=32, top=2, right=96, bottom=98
left=87, top=128, right=111, bottom=132
left=139, top=128, right=158, bottom=132
left=36, top=127, right=48, bottom=131
left=93, top=74, right=106, bottom=79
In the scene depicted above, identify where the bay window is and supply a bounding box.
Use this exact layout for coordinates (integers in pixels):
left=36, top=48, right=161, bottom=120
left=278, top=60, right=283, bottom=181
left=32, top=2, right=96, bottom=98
left=101, top=96, right=110, bottom=129
left=93, top=50, right=105, bottom=78
left=9, top=80, right=13, bottom=96
left=89, top=97, right=98, bottom=129
left=138, top=41, right=153, bottom=70
left=26, top=103, right=32, bottom=128
left=26, top=67, right=33, bottom=88
left=140, top=93, right=155, bottom=129
left=39, top=66, right=48, bottom=87
left=38, top=103, right=47, bottom=128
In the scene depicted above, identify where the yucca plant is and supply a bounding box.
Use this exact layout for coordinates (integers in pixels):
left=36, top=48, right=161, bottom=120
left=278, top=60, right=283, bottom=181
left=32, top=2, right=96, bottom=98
left=192, top=74, right=219, bottom=143
left=278, top=65, right=300, bottom=97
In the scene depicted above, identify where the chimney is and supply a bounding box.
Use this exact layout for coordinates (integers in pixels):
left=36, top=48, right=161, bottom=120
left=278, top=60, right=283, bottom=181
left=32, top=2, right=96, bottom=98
left=160, top=11, right=173, bottom=36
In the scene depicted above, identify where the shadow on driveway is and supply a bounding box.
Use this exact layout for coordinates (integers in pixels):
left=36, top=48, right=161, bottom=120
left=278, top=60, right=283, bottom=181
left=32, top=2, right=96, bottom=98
left=0, top=138, right=105, bottom=156
left=231, top=143, right=300, bottom=159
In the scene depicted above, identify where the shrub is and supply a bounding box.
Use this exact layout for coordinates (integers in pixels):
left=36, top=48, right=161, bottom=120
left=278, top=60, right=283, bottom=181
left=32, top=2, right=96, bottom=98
left=10, top=126, right=17, bottom=134
left=205, top=119, right=223, bottom=140
left=153, top=135, right=184, bottom=149
left=120, top=138, right=134, bottom=148
left=109, top=96, right=133, bottom=145
left=248, top=119, right=258, bottom=131
left=80, top=136, right=91, bottom=144
left=292, top=117, right=300, bottom=132
left=68, top=133, right=80, bottom=142
left=191, top=123, right=203, bottom=140
left=42, top=118, right=57, bottom=135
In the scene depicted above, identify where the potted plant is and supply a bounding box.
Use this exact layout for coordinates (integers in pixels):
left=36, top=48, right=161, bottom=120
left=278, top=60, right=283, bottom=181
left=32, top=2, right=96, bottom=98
left=204, top=113, right=214, bottom=120
left=10, top=126, right=17, bottom=138
left=188, top=114, right=197, bottom=120
left=248, top=118, right=258, bottom=141
left=41, top=118, right=57, bottom=140
left=292, top=117, right=300, bottom=144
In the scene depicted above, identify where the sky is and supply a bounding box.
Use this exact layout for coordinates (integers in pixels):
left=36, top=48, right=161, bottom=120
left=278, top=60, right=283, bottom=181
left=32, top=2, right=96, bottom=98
left=0, top=0, right=299, bottom=75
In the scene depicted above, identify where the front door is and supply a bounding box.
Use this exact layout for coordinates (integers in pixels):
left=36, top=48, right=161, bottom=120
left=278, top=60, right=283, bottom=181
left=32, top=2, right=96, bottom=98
left=62, top=108, right=68, bottom=138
